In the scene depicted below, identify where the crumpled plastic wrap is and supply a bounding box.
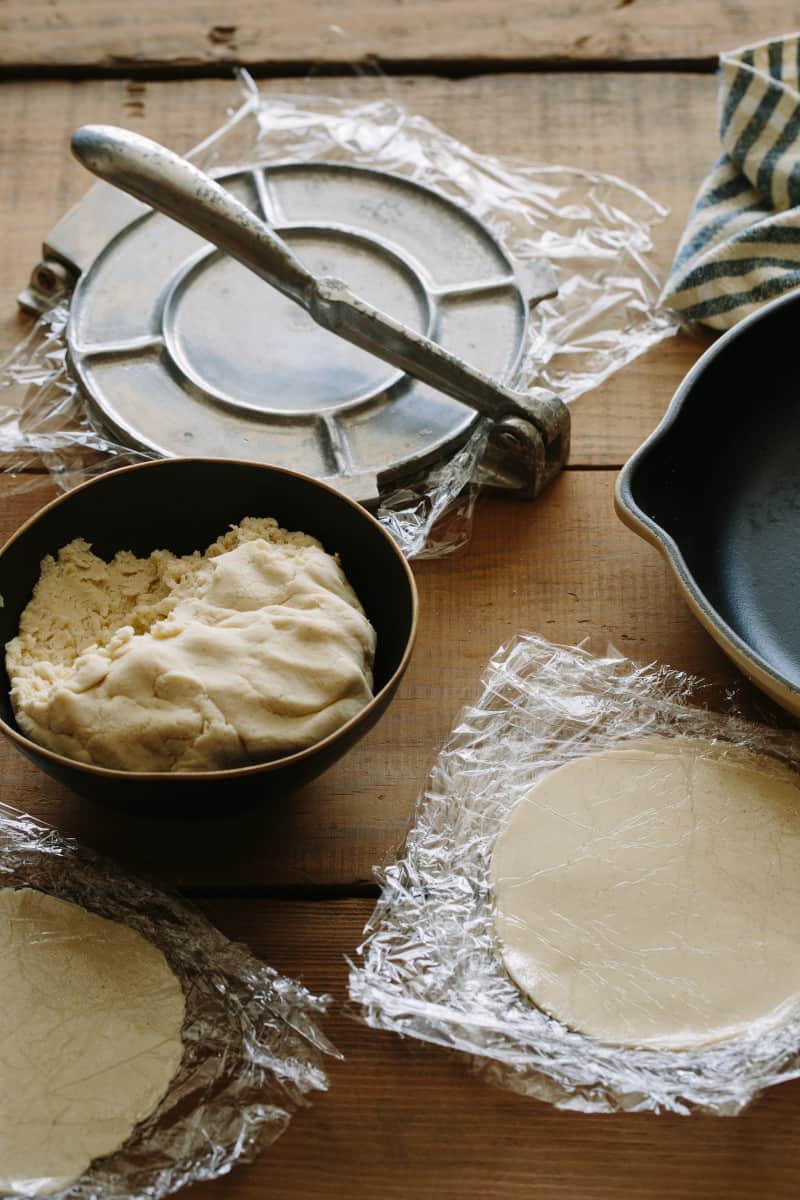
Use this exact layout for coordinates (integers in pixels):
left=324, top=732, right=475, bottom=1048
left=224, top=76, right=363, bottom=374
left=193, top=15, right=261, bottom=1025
left=0, top=802, right=337, bottom=1199
left=1, top=73, right=675, bottom=558
left=349, top=633, right=800, bottom=1115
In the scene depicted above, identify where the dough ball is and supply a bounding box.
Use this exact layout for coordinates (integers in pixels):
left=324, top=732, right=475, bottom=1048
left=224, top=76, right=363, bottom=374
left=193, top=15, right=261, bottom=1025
left=6, top=518, right=377, bottom=772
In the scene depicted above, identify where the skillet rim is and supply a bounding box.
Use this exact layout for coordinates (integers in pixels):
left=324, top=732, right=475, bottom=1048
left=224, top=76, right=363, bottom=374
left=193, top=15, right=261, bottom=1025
left=614, top=288, right=800, bottom=714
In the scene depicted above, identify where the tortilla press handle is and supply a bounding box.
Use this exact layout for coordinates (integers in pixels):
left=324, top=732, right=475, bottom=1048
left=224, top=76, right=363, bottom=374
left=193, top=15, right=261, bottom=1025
left=71, top=124, right=569, bottom=499
left=71, top=124, right=317, bottom=307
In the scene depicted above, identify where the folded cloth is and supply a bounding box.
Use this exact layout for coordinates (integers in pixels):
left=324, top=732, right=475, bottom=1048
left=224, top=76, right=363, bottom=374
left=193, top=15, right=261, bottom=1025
left=662, top=34, right=800, bottom=330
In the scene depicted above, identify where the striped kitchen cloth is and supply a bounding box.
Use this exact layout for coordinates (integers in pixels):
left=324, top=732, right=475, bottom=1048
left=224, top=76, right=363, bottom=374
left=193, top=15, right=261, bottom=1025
left=662, top=34, right=800, bottom=330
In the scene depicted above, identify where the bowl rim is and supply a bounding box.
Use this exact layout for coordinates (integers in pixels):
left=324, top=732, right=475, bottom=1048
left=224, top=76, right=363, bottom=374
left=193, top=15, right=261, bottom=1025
left=614, top=289, right=800, bottom=713
left=0, top=456, right=419, bottom=781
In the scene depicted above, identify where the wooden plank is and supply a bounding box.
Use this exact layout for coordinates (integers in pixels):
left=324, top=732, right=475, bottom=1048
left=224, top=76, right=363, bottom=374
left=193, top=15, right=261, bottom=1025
left=0, top=469, right=778, bottom=893
left=157, top=896, right=800, bottom=1199
left=1, top=0, right=798, bottom=70
left=0, top=73, right=718, bottom=466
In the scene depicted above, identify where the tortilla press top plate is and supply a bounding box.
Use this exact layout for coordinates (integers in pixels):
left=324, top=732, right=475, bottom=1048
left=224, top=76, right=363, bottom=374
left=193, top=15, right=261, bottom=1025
left=41, top=162, right=547, bottom=505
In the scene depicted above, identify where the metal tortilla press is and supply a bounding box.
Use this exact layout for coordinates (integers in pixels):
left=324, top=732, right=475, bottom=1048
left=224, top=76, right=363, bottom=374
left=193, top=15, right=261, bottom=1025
left=22, top=124, right=570, bottom=505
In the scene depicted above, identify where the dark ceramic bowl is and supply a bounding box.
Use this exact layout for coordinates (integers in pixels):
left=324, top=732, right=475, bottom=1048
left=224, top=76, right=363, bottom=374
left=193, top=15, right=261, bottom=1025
left=0, top=458, right=418, bottom=806
left=615, top=290, right=800, bottom=716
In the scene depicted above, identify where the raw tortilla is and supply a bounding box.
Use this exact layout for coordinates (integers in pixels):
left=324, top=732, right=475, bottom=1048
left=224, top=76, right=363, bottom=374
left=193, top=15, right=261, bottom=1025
left=491, top=736, right=800, bottom=1050
left=0, top=888, right=185, bottom=1196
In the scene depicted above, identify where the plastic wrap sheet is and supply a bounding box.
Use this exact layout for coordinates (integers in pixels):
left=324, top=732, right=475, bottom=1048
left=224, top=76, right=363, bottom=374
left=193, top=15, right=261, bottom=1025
left=0, top=803, right=337, bottom=1199
left=349, top=634, right=800, bottom=1115
left=1, top=74, right=676, bottom=558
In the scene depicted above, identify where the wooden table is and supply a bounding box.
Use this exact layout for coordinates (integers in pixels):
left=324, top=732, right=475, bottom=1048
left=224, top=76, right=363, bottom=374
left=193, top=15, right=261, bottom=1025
left=2, top=5, right=800, bottom=1197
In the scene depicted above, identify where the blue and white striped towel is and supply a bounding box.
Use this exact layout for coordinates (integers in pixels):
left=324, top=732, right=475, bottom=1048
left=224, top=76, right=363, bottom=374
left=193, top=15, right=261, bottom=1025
left=663, top=34, right=800, bottom=330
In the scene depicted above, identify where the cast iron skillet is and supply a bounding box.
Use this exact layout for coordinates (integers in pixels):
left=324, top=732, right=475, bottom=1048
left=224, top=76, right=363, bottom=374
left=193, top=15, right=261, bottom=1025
left=615, top=289, right=800, bottom=716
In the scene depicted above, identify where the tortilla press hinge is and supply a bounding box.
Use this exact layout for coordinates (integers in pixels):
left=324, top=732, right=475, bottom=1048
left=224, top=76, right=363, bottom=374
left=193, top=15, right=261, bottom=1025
left=483, top=404, right=569, bottom=500
left=486, top=261, right=569, bottom=498
left=18, top=258, right=78, bottom=315
left=18, top=180, right=150, bottom=315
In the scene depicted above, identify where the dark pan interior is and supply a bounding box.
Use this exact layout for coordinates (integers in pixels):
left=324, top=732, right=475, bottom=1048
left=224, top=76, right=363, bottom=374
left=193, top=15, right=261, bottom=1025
left=624, top=292, right=800, bottom=690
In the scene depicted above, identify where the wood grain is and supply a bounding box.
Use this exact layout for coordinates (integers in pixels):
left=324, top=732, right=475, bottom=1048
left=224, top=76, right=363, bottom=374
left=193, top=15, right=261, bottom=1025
left=0, top=470, right=779, bottom=893
left=0, top=72, right=717, bottom=467
left=6, top=14, right=800, bottom=1200
left=161, top=896, right=800, bottom=1200
left=1, top=0, right=797, bottom=70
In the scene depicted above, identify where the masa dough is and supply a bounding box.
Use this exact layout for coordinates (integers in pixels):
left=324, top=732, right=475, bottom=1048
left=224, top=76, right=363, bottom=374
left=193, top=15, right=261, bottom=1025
left=6, top=518, right=376, bottom=772
left=491, top=736, right=800, bottom=1050
left=0, top=887, right=185, bottom=1196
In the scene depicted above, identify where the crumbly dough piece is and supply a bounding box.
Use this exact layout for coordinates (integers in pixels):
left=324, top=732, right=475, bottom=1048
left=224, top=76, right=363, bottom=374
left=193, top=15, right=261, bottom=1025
left=6, top=518, right=377, bottom=772
left=0, top=887, right=185, bottom=1196
left=491, top=736, right=800, bottom=1050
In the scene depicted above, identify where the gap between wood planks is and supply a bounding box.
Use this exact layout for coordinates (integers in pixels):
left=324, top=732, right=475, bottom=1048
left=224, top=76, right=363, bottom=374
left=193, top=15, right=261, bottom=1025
left=0, top=55, right=718, bottom=83
left=179, top=882, right=381, bottom=901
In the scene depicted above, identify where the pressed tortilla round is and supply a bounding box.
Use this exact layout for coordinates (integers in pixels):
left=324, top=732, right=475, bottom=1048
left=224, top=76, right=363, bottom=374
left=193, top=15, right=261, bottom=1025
left=0, top=888, right=185, bottom=1196
left=491, top=737, right=800, bottom=1050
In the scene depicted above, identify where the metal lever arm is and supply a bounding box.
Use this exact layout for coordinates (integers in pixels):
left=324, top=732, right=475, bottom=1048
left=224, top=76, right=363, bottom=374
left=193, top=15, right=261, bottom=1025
left=309, top=276, right=565, bottom=445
